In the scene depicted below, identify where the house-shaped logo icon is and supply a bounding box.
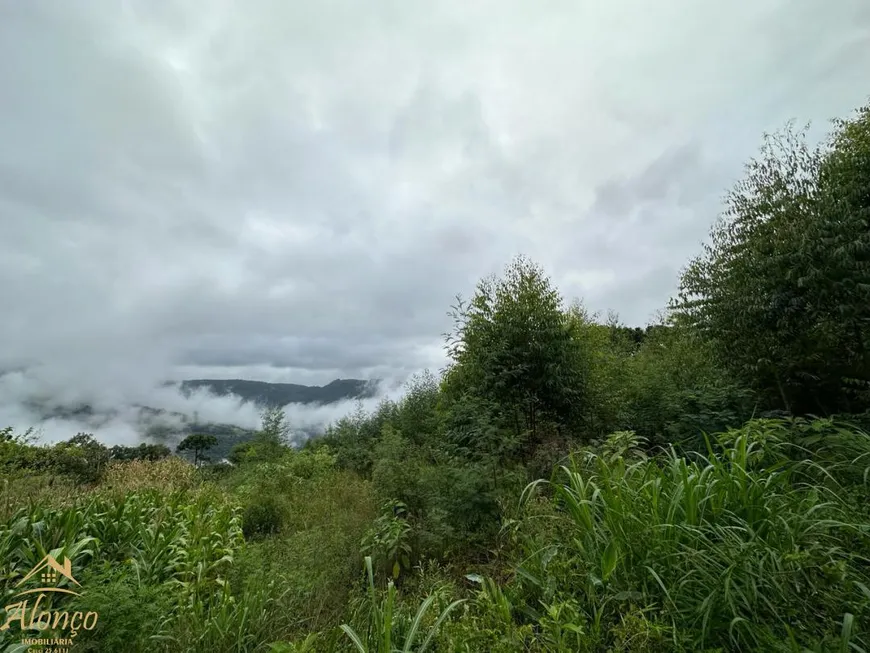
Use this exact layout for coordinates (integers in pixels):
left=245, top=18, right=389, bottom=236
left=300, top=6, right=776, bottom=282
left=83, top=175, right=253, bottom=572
left=14, top=555, right=82, bottom=598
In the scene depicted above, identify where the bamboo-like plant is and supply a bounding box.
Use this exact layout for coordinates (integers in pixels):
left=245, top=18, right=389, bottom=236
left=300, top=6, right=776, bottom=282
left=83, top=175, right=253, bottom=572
left=340, top=556, right=465, bottom=653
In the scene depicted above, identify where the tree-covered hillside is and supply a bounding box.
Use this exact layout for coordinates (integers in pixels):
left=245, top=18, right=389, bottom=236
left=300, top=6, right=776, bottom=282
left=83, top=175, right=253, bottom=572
left=3, top=378, right=377, bottom=458
left=2, top=100, right=869, bottom=652
left=179, top=378, right=378, bottom=408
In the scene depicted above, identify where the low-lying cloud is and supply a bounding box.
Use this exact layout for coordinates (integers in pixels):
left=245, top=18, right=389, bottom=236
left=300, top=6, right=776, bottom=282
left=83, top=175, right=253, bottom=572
left=0, top=366, right=406, bottom=447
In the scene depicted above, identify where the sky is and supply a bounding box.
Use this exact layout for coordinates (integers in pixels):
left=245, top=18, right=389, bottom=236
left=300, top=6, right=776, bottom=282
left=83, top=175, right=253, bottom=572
left=1, top=0, right=869, bottom=441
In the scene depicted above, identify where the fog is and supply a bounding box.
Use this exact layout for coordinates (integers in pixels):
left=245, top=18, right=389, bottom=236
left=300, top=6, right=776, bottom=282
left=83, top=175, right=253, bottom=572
left=0, top=366, right=408, bottom=446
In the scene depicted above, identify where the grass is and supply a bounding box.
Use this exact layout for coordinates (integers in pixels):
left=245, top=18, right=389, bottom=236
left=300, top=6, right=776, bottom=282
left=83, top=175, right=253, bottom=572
left=512, top=420, right=870, bottom=650
left=339, top=556, right=465, bottom=653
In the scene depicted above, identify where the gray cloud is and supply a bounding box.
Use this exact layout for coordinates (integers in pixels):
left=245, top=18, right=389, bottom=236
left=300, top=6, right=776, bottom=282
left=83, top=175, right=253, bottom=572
left=1, top=0, right=869, bottom=441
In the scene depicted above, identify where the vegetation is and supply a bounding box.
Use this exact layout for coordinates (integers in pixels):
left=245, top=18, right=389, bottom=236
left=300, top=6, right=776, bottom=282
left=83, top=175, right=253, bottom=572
left=177, top=433, right=219, bottom=467
left=179, top=378, right=376, bottom=408
left=2, top=100, right=870, bottom=651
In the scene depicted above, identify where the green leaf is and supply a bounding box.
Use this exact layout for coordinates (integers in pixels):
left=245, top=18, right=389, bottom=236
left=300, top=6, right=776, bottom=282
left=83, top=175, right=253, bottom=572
left=602, top=538, right=619, bottom=581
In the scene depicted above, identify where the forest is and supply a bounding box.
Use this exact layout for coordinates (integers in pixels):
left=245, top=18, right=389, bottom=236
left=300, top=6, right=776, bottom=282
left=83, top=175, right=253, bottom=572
left=1, top=101, right=869, bottom=652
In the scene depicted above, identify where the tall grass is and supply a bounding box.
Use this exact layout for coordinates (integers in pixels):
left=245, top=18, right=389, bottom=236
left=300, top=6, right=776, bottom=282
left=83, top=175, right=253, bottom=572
left=513, top=420, right=870, bottom=650
left=339, top=556, right=465, bottom=653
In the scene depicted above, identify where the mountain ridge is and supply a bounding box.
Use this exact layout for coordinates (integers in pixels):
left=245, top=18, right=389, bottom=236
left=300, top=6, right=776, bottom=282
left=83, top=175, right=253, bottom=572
left=5, top=378, right=378, bottom=453
left=178, top=377, right=378, bottom=408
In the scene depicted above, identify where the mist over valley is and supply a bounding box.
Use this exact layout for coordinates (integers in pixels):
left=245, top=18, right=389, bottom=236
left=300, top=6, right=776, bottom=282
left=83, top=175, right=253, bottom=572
left=0, top=370, right=389, bottom=457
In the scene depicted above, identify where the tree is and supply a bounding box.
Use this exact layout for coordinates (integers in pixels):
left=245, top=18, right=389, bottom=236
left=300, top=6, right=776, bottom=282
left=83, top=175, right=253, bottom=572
left=564, top=302, right=628, bottom=438
left=176, top=433, right=218, bottom=467
left=51, top=433, right=111, bottom=484
left=109, top=443, right=171, bottom=462
left=254, top=407, right=291, bottom=459
left=673, top=103, right=870, bottom=415
left=620, top=323, right=754, bottom=449
left=810, top=103, right=870, bottom=411
left=230, top=407, right=294, bottom=464
left=260, top=407, right=291, bottom=444
left=394, top=371, right=442, bottom=447
left=443, top=256, right=586, bottom=454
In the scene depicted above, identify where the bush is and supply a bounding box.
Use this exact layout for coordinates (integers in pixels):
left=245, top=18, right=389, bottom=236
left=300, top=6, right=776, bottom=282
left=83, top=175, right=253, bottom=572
left=0, top=427, right=53, bottom=473
left=361, top=500, right=414, bottom=581
left=108, top=442, right=172, bottom=462
left=242, top=496, right=284, bottom=540
left=51, top=433, right=111, bottom=484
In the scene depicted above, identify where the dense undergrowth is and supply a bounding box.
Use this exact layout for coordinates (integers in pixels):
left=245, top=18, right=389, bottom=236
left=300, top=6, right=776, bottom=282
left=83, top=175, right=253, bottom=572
left=2, top=99, right=870, bottom=651
left=2, top=418, right=870, bottom=651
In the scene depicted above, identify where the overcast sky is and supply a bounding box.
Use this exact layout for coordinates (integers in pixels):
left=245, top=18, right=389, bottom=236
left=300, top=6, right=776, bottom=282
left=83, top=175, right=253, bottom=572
left=1, top=0, right=869, bottom=406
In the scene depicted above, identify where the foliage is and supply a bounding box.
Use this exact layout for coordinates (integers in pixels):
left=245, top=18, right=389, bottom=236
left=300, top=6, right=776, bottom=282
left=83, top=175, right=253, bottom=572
left=361, top=501, right=414, bottom=582
left=0, top=428, right=54, bottom=474
left=50, top=433, right=112, bottom=484
left=176, top=433, right=219, bottom=466
left=511, top=418, right=870, bottom=651
left=339, top=556, right=465, bottom=653
left=64, top=570, right=176, bottom=652
left=673, top=109, right=870, bottom=415
left=619, top=325, right=755, bottom=450
left=109, top=442, right=172, bottom=462
left=1, top=431, right=174, bottom=488
left=241, top=496, right=283, bottom=540
left=443, top=256, right=587, bottom=454
left=317, top=400, right=398, bottom=476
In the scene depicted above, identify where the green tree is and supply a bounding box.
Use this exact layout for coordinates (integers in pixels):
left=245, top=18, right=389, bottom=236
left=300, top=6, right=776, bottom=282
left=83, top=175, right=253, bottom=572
left=394, top=371, right=442, bottom=447
left=260, top=406, right=291, bottom=444
left=231, top=408, right=293, bottom=464
left=810, top=104, right=870, bottom=410
left=620, top=322, right=754, bottom=449
left=370, top=424, right=418, bottom=506
left=673, top=103, right=870, bottom=415
left=51, top=433, right=111, bottom=484
left=109, top=443, right=171, bottom=462
left=176, top=433, right=218, bottom=467
left=564, top=302, right=628, bottom=438
left=443, top=256, right=586, bottom=455
left=316, top=399, right=397, bottom=476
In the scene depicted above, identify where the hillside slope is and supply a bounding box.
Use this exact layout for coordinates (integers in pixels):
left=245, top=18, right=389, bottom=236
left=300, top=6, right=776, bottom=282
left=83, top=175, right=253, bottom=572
left=178, top=378, right=377, bottom=407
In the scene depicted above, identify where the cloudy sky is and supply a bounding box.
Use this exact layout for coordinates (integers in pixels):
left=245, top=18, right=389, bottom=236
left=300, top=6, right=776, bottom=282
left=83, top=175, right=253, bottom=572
left=1, top=0, right=869, bottom=429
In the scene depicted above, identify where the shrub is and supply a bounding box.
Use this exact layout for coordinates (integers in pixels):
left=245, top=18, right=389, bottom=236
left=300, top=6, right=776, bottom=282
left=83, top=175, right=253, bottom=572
left=50, top=433, right=111, bottom=484
left=242, top=496, right=284, bottom=540
left=108, top=442, right=172, bottom=462
left=361, top=500, right=414, bottom=581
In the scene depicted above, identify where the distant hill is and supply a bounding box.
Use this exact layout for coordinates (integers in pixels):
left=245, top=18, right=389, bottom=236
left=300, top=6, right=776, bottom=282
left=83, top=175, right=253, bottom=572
left=8, top=378, right=378, bottom=455
left=178, top=378, right=377, bottom=408
left=161, top=377, right=380, bottom=459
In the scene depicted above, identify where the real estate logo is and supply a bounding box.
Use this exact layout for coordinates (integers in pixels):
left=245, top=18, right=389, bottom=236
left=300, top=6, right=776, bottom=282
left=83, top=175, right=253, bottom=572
left=1, top=554, right=98, bottom=650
